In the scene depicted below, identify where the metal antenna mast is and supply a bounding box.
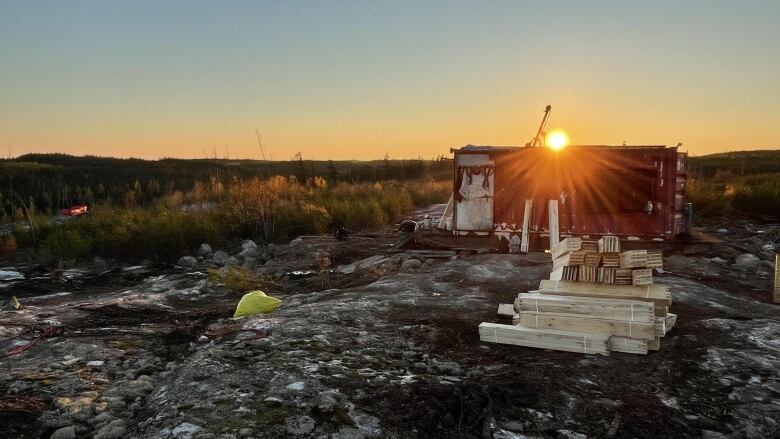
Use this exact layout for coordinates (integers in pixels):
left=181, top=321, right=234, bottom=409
left=526, top=104, right=552, bottom=147
left=255, top=129, right=266, bottom=161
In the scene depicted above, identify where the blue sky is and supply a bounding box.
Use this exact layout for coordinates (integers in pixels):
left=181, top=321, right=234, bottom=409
left=1, top=1, right=779, bottom=159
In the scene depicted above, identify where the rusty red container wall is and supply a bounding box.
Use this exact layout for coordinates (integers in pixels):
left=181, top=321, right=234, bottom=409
left=457, top=145, right=686, bottom=241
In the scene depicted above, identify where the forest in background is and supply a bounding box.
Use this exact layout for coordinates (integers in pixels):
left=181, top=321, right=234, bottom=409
left=2, top=154, right=452, bottom=262
left=3, top=150, right=779, bottom=263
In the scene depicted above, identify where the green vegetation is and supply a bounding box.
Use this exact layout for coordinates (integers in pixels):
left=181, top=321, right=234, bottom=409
left=687, top=171, right=780, bottom=223
left=686, top=151, right=780, bottom=223
left=5, top=150, right=780, bottom=262
left=12, top=175, right=451, bottom=263
left=0, top=154, right=451, bottom=220
left=208, top=266, right=281, bottom=293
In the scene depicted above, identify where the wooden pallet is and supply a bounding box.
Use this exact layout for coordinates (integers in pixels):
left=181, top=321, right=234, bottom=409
left=598, top=236, right=621, bottom=253
left=478, top=322, right=609, bottom=355
left=620, top=250, right=648, bottom=268
left=517, top=311, right=656, bottom=340
left=537, top=280, right=672, bottom=307
left=516, top=293, right=655, bottom=323
left=632, top=268, right=653, bottom=286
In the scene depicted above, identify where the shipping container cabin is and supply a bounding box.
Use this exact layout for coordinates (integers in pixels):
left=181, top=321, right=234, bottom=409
left=450, top=145, right=688, bottom=243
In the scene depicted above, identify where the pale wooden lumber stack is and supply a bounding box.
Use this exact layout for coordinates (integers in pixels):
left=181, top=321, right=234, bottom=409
left=481, top=236, right=677, bottom=355
left=479, top=322, right=609, bottom=355
left=550, top=237, right=664, bottom=286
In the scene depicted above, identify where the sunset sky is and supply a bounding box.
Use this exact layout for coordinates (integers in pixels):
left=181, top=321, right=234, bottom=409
left=1, top=1, right=779, bottom=160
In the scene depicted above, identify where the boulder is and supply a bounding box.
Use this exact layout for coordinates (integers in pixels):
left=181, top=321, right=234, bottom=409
left=197, top=243, right=213, bottom=258
left=212, top=251, right=229, bottom=265
left=400, top=259, right=422, bottom=271
left=734, top=253, right=760, bottom=269
left=50, top=426, right=77, bottom=439
left=94, top=419, right=127, bottom=439
left=711, top=257, right=727, bottom=265
left=241, top=240, right=258, bottom=250
left=176, top=256, right=198, bottom=269
left=289, top=237, right=304, bottom=246
left=238, top=247, right=260, bottom=260
left=224, top=256, right=240, bottom=267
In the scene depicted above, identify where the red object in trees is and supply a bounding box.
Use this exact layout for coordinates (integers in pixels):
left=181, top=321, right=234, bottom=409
left=61, top=205, right=88, bottom=217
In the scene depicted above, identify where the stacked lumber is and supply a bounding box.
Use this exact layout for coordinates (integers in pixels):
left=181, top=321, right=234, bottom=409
left=550, top=237, right=664, bottom=287
left=481, top=237, right=677, bottom=355
left=479, top=322, right=609, bottom=355
left=598, top=236, right=620, bottom=253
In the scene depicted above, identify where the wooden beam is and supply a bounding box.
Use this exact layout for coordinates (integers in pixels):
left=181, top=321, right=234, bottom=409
left=518, top=312, right=656, bottom=340
left=497, top=303, right=516, bottom=317
left=608, top=336, right=649, bottom=355
left=520, top=199, right=532, bottom=253
left=516, top=293, right=655, bottom=323
left=551, top=237, right=583, bottom=259
left=774, top=254, right=780, bottom=304
left=538, top=280, right=672, bottom=306
left=548, top=199, right=559, bottom=249
left=478, top=322, right=609, bottom=355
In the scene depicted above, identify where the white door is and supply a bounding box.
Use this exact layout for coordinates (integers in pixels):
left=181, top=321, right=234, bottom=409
left=455, top=154, right=494, bottom=231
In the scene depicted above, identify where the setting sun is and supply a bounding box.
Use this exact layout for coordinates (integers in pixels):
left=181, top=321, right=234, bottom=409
left=547, top=130, right=569, bottom=151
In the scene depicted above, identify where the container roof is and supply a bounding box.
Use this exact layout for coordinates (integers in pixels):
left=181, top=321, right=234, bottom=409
left=451, top=144, right=672, bottom=153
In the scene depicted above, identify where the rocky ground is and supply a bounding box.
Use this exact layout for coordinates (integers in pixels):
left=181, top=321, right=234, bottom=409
left=0, top=220, right=778, bottom=439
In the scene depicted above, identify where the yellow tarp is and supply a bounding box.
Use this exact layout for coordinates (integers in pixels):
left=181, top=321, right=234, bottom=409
left=233, top=291, right=282, bottom=317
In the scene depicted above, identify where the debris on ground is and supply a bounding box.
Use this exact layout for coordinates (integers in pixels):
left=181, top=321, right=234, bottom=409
left=233, top=291, right=282, bottom=317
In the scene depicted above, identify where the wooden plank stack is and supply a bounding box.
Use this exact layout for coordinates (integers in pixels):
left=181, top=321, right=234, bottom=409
left=480, top=236, right=677, bottom=355
left=550, top=238, right=665, bottom=287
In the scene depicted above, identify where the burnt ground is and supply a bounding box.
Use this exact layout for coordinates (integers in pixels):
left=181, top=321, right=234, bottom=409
left=0, top=225, right=778, bottom=439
